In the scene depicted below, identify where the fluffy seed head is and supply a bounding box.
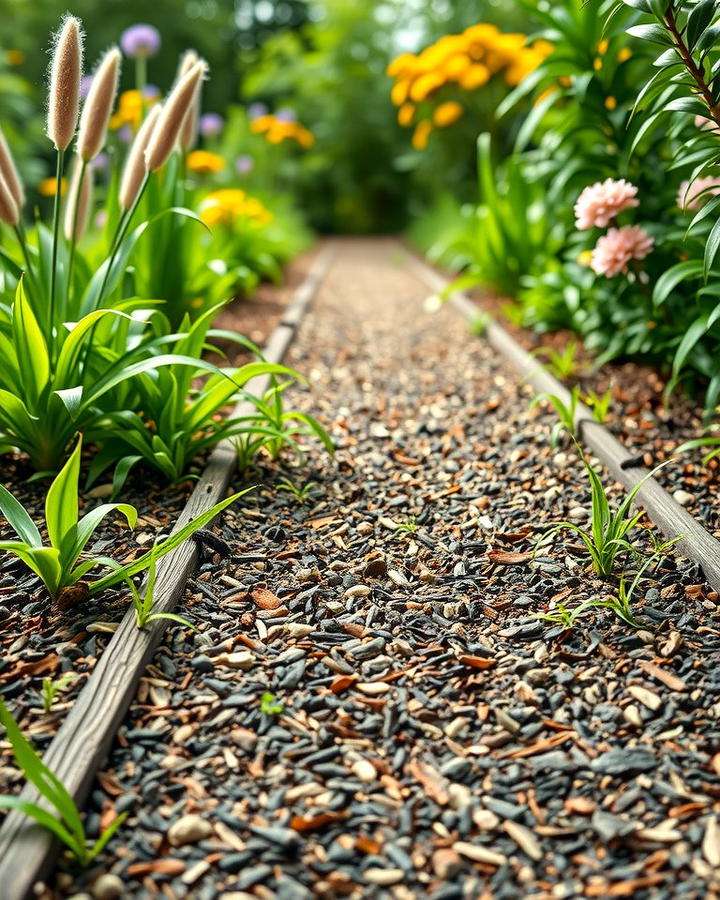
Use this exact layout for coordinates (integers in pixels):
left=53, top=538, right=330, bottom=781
left=176, top=50, right=201, bottom=152
left=145, top=60, right=207, bottom=171
left=64, top=160, right=93, bottom=241
left=0, top=128, right=24, bottom=209
left=119, top=103, right=162, bottom=210
left=0, top=174, right=19, bottom=226
left=47, top=16, right=84, bottom=151
left=77, top=47, right=121, bottom=161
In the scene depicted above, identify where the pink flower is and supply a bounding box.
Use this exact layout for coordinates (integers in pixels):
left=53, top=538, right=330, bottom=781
left=574, top=178, right=639, bottom=230
left=591, top=225, right=654, bottom=277
left=677, top=176, right=720, bottom=210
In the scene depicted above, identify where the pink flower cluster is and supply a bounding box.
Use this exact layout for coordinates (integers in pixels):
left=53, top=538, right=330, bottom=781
left=590, top=226, right=654, bottom=278
left=676, top=176, right=720, bottom=211
left=574, top=177, right=639, bottom=230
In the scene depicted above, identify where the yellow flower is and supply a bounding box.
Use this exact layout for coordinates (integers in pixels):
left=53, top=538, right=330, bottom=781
left=443, top=54, right=471, bottom=80
left=387, top=53, right=416, bottom=78
left=110, top=89, right=158, bottom=130
left=200, top=189, right=273, bottom=228
left=187, top=150, right=225, bottom=174
left=618, top=48, right=632, bottom=62
left=250, top=115, right=274, bottom=134
left=253, top=115, right=314, bottom=148
left=391, top=79, right=411, bottom=106
left=410, top=71, right=445, bottom=102
left=398, top=103, right=415, bottom=127
left=593, top=57, right=603, bottom=71
left=38, top=177, right=67, bottom=197
left=605, top=96, right=617, bottom=110
left=578, top=249, right=593, bottom=267
left=597, top=39, right=609, bottom=55
left=6, top=50, right=25, bottom=66
left=411, top=120, right=433, bottom=150
left=433, top=101, right=463, bottom=128
left=459, top=64, right=490, bottom=91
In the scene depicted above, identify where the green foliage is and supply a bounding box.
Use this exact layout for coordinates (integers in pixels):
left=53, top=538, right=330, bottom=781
left=0, top=699, right=127, bottom=865
left=0, top=435, right=248, bottom=601
left=540, top=443, right=670, bottom=577
left=122, top=558, right=194, bottom=630
left=394, top=515, right=419, bottom=535
left=529, top=388, right=580, bottom=448
left=276, top=479, right=319, bottom=502
left=41, top=673, right=76, bottom=714
left=260, top=692, right=284, bottom=716
left=584, top=388, right=613, bottom=423
left=535, top=339, right=582, bottom=381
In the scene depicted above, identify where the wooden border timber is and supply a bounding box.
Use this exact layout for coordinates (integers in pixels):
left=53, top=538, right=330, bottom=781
left=0, top=243, right=336, bottom=900
left=404, top=250, right=720, bottom=593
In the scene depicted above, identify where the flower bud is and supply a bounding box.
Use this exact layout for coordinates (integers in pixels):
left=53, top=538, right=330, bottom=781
left=47, top=16, right=83, bottom=151
left=144, top=60, right=207, bottom=172
left=77, top=47, right=121, bottom=161
left=0, top=128, right=23, bottom=209
left=119, top=104, right=161, bottom=210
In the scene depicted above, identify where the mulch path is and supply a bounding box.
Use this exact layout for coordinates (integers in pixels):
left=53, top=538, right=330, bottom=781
left=463, top=282, right=720, bottom=539
left=28, top=237, right=720, bottom=900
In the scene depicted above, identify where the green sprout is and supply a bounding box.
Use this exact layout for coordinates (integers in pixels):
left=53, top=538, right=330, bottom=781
left=41, top=673, right=76, bottom=714
left=260, top=692, right=283, bottom=716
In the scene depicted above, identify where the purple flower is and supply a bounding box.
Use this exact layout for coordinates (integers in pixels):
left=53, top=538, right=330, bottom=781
left=235, top=155, right=254, bottom=174
left=275, top=108, right=297, bottom=123
left=80, top=74, right=94, bottom=99
left=143, top=84, right=161, bottom=101
left=120, top=24, right=161, bottom=59
left=247, top=102, right=268, bottom=121
left=199, top=112, right=224, bottom=136
left=118, top=124, right=133, bottom=145
left=91, top=152, right=109, bottom=172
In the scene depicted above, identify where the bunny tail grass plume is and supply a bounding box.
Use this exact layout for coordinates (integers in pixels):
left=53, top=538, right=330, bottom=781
left=144, top=60, right=207, bottom=172
left=177, top=50, right=201, bottom=151
left=64, top=160, right=92, bottom=241
left=119, top=103, right=161, bottom=210
left=0, top=128, right=24, bottom=209
left=47, top=16, right=84, bottom=151
left=77, top=47, right=121, bottom=161
left=0, top=174, right=19, bottom=226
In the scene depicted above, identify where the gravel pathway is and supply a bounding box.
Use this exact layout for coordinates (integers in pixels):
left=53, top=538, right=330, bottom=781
left=24, top=238, right=720, bottom=899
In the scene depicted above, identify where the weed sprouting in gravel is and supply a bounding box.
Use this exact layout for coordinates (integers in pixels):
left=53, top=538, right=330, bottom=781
left=529, top=388, right=579, bottom=448
left=41, top=673, right=77, bottom=713
left=123, top=558, right=195, bottom=631
left=260, top=692, right=284, bottom=716
left=539, top=443, right=671, bottom=577
left=584, top=388, right=613, bottom=424
left=535, top=338, right=583, bottom=381
left=276, top=478, right=319, bottom=502
left=394, top=515, right=419, bottom=535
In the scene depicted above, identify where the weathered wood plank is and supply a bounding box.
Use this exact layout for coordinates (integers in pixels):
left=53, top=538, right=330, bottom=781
left=404, top=250, right=720, bottom=593
left=0, top=243, right=335, bottom=899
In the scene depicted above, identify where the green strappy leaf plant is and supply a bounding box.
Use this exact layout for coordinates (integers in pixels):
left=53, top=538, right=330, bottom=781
left=0, top=700, right=126, bottom=865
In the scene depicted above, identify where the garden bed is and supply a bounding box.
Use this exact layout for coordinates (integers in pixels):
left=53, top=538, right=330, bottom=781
left=0, top=253, right=309, bottom=774
left=32, top=238, right=720, bottom=900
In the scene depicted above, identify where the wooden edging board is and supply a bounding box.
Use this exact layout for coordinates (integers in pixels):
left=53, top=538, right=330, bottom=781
left=0, top=243, right=336, bottom=900
left=404, top=250, right=720, bottom=594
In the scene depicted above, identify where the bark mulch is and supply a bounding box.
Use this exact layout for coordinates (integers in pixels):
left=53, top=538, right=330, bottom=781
left=24, top=237, right=720, bottom=900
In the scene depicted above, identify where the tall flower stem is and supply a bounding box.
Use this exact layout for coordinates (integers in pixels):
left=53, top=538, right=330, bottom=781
left=48, top=148, right=65, bottom=356
left=66, top=159, right=88, bottom=311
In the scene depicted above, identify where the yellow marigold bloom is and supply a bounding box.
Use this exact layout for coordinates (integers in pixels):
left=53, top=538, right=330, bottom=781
left=398, top=103, right=415, bottom=127
left=294, top=126, right=315, bottom=148
left=618, top=48, right=632, bottom=62
left=110, top=89, right=158, bottom=130
left=38, top=177, right=67, bottom=197
left=6, top=50, right=25, bottom=66
left=200, top=188, right=273, bottom=228
left=443, top=54, right=471, bottom=80
left=187, top=150, right=225, bottom=174
left=250, top=115, right=274, bottom=134
left=410, top=71, right=445, bottom=102
left=387, top=53, right=416, bottom=78
left=433, top=101, right=463, bottom=128
left=411, top=120, right=433, bottom=150
left=463, top=24, right=500, bottom=42
left=605, top=96, right=617, bottom=110
left=460, top=64, right=490, bottom=91
left=391, top=79, right=411, bottom=106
